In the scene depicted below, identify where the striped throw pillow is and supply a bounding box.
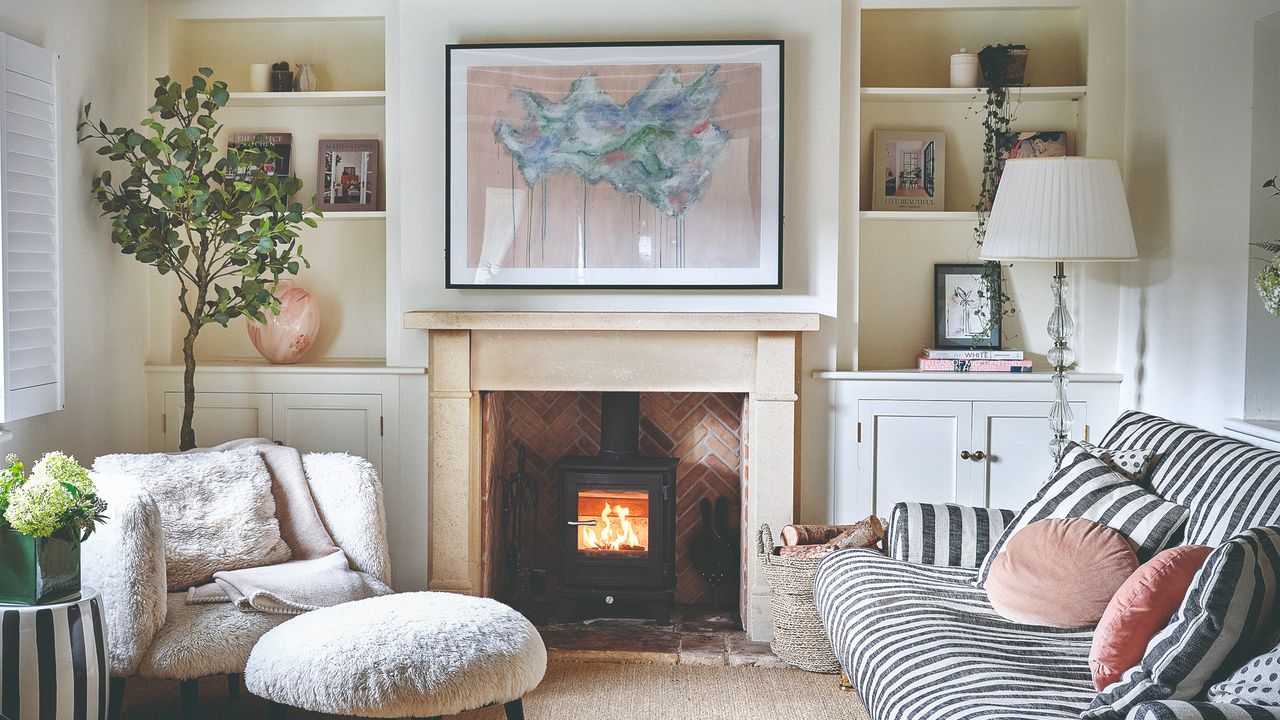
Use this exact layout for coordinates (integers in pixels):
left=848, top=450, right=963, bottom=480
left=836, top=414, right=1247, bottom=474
left=1085, top=526, right=1280, bottom=719
left=975, top=443, right=1189, bottom=588
left=888, top=502, right=1016, bottom=568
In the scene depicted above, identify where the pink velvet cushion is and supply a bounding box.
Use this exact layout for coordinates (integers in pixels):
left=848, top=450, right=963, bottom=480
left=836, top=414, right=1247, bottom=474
left=1088, top=544, right=1214, bottom=690
left=985, top=517, right=1139, bottom=629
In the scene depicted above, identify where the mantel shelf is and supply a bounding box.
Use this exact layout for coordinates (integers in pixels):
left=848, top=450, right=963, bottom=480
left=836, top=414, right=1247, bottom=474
left=860, top=86, right=1087, bottom=103
left=404, top=311, right=821, bottom=332
left=227, top=90, right=387, bottom=107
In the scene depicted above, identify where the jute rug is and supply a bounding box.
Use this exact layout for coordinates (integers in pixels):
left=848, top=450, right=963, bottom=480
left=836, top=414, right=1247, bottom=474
left=123, top=661, right=871, bottom=719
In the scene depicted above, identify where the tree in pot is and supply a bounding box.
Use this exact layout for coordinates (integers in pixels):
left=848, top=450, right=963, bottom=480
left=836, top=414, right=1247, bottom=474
left=78, top=69, right=315, bottom=450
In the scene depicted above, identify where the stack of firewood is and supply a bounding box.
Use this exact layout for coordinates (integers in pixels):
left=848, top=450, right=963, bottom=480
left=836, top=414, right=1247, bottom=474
left=774, top=516, right=887, bottom=558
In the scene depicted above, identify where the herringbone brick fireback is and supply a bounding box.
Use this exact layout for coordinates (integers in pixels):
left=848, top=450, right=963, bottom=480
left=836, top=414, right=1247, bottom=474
left=488, top=391, right=744, bottom=605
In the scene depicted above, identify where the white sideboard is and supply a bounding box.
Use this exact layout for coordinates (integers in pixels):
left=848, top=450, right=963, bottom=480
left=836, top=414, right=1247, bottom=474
left=815, top=371, right=1124, bottom=522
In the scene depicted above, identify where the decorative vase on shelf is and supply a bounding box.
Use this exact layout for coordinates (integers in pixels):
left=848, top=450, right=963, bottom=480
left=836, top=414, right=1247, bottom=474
left=247, top=280, right=320, bottom=364
left=295, top=63, right=318, bottom=92
left=0, top=525, right=81, bottom=605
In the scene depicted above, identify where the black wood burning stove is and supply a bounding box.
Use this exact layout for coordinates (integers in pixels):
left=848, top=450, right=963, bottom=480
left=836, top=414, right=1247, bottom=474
left=557, top=392, right=677, bottom=625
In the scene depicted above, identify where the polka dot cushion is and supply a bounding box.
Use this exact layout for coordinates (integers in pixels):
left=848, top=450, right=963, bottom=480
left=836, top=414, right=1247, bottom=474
left=1079, top=440, right=1157, bottom=483
left=1207, top=642, right=1280, bottom=706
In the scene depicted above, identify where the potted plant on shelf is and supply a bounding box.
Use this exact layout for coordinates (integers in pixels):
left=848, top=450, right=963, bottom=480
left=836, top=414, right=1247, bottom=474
left=0, top=453, right=106, bottom=605
left=78, top=68, right=317, bottom=450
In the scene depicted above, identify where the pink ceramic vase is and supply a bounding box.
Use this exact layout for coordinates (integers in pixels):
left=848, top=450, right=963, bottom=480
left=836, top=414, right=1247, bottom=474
left=247, top=280, right=320, bottom=364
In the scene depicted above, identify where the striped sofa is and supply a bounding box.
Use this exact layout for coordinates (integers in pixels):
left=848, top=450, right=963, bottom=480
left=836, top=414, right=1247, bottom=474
left=814, top=411, right=1280, bottom=720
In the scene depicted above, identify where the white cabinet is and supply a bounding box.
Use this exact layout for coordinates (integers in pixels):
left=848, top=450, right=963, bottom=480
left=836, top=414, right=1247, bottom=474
left=820, top=372, right=1123, bottom=521
left=161, top=391, right=383, bottom=469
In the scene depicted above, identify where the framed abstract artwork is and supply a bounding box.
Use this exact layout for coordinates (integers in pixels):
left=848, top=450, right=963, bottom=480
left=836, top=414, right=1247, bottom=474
left=872, top=130, right=945, bottom=212
left=934, top=263, right=1001, bottom=349
left=445, top=41, right=783, bottom=288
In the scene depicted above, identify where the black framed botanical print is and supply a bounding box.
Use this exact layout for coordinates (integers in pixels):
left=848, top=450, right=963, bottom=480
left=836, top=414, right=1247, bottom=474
left=934, top=263, right=1001, bottom=349
left=445, top=41, right=783, bottom=289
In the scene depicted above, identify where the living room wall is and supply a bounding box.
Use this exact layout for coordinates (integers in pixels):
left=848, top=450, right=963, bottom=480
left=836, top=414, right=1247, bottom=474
left=1118, top=0, right=1280, bottom=432
left=0, top=1, right=150, bottom=461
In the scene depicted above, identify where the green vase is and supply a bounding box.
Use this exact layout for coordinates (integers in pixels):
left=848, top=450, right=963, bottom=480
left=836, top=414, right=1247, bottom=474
left=0, top=525, right=81, bottom=605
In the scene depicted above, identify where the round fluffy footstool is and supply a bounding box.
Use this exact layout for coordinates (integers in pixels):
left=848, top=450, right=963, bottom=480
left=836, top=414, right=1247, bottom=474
left=245, top=592, right=546, bottom=719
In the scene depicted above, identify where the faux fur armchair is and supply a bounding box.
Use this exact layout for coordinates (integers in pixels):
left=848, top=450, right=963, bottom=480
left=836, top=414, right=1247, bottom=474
left=83, top=453, right=390, bottom=719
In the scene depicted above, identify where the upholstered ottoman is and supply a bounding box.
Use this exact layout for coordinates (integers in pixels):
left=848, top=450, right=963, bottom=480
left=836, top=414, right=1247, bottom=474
left=245, top=592, right=546, bottom=719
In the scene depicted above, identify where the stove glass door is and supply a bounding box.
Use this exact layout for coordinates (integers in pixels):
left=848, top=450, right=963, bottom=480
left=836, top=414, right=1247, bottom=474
left=573, top=488, right=651, bottom=560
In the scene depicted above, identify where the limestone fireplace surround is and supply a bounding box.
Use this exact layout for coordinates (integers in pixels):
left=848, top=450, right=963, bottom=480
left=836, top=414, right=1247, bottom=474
left=405, top=311, right=819, bottom=640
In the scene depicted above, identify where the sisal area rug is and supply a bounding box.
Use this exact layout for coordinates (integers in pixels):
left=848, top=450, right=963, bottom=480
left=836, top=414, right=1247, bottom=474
left=122, top=661, right=871, bottom=719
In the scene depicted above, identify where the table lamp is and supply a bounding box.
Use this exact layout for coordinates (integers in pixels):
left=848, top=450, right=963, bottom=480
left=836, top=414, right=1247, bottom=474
left=979, top=157, right=1138, bottom=459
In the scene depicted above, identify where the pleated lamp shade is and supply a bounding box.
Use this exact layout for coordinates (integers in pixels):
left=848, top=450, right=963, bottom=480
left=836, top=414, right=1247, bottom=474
left=980, top=157, right=1138, bottom=262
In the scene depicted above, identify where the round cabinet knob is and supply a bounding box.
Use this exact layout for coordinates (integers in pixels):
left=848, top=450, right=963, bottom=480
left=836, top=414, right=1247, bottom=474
left=972, top=451, right=986, bottom=461
left=605, top=595, right=615, bottom=605
left=960, top=450, right=971, bottom=460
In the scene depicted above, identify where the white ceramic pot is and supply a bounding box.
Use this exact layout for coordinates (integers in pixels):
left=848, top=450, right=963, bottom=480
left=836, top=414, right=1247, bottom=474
left=248, top=64, right=270, bottom=92
left=950, top=49, right=980, bottom=88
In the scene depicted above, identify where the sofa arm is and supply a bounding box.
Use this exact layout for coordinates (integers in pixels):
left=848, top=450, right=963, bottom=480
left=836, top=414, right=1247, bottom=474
left=887, top=502, right=1016, bottom=568
left=302, top=453, right=391, bottom=583
left=81, top=473, right=167, bottom=677
left=1126, top=701, right=1280, bottom=719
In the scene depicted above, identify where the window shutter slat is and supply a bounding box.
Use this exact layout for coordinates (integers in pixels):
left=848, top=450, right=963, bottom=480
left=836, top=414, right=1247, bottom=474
left=0, top=32, right=62, bottom=420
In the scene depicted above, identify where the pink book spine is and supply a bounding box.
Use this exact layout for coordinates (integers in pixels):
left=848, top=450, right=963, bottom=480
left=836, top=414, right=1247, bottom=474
left=917, top=357, right=1034, bottom=372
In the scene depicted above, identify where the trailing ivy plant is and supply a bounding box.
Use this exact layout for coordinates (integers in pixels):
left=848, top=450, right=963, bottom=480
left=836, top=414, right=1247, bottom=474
left=78, top=69, right=316, bottom=450
left=1252, top=174, right=1280, bottom=315
left=969, top=48, right=1023, bottom=346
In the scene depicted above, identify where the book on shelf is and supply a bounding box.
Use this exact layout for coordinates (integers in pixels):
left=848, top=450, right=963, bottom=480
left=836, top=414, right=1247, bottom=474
left=921, top=348, right=1025, bottom=360
left=918, top=357, right=1034, bottom=373
left=227, top=132, right=293, bottom=184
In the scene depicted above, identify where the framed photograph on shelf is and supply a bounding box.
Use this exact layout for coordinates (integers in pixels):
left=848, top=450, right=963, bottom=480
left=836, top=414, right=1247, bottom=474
left=445, top=41, right=783, bottom=288
left=934, top=263, right=1001, bottom=350
left=994, top=130, right=1069, bottom=187
left=317, top=139, right=379, bottom=212
left=872, top=130, right=945, bottom=211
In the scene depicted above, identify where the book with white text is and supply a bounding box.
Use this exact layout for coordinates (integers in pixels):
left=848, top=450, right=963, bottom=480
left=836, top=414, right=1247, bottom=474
left=921, top=348, right=1025, bottom=361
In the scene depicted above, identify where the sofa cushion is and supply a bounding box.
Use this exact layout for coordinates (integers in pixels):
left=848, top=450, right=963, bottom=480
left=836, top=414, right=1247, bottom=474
left=136, top=593, right=290, bottom=680
left=1101, top=412, right=1280, bottom=546
left=1084, top=526, right=1280, bottom=720
left=976, top=443, right=1190, bottom=588
left=1206, top=641, right=1280, bottom=706
left=986, top=518, right=1139, bottom=628
left=1078, top=440, right=1158, bottom=483
left=815, top=548, right=1097, bottom=719
left=94, top=448, right=292, bottom=590
left=1090, top=544, right=1214, bottom=690
left=888, top=502, right=1017, bottom=568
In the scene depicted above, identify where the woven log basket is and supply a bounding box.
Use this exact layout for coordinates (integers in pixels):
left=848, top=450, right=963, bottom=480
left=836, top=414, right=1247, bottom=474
left=757, top=523, right=841, bottom=674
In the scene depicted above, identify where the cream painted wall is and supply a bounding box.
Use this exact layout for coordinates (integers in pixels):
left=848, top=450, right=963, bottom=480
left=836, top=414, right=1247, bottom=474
left=0, top=1, right=150, bottom=461
left=1119, top=0, right=1280, bottom=431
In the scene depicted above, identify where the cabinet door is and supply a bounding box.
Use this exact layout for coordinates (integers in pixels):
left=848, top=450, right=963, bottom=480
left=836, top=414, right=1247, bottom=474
left=271, top=394, right=382, bottom=470
left=162, top=392, right=273, bottom=451
left=973, top=401, right=1088, bottom=511
left=858, top=400, right=973, bottom=516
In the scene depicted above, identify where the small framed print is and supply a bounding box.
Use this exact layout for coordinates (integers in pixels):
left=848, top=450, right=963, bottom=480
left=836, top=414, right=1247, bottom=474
left=934, top=263, right=1001, bottom=349
left=317, top=139, right=379, bottom=212
left=993, top=130, right=1069, bottom=189
left=873, top=130, right=945, bottom=211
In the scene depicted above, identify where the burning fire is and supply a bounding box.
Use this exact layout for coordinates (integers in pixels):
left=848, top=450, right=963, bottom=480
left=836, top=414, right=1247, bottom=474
left=582, top=501, right=643, bottom=551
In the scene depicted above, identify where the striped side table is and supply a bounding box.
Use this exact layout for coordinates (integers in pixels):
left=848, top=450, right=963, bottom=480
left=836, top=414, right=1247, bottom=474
left=0, top=588, right=110, bottom=720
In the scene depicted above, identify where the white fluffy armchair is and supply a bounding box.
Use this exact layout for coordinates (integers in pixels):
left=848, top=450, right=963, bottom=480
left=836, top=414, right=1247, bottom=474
left=82, top=453, right=390, bottom=720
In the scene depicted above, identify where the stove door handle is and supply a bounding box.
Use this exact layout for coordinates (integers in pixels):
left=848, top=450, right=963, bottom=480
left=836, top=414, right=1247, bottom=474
left=566, top=520, right=598, bottom=526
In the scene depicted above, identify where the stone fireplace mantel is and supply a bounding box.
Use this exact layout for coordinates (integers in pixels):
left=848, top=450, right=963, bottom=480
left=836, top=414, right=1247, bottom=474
left=406, top=311, right=818, bottom=640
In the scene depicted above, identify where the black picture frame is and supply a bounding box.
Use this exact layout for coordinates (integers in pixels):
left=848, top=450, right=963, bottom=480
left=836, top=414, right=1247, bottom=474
left=934, top=263, right=1002, bottom=350
left=444, top=40, right=784, bottom=290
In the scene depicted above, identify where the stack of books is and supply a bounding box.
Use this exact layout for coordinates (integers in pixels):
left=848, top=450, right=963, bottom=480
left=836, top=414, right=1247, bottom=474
left=918, top=348, right=1032, bottom=373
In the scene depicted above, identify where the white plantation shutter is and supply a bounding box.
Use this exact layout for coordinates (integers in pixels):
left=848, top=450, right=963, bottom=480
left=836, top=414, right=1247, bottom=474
left=0, top=33, right=62, bottom=421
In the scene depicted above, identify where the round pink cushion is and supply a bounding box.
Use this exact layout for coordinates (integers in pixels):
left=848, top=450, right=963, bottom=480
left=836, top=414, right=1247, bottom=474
left=1088, top=544, right=1213, bottom=690
left=985, top=517, right=1139, bottom=629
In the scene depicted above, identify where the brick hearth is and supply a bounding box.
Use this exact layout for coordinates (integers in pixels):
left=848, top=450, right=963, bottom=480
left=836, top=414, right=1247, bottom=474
left=485, top=391, right=744, bottom=605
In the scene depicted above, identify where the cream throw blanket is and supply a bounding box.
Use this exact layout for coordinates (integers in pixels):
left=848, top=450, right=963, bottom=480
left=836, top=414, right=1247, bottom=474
left=185, top=439, right=389, bottom=614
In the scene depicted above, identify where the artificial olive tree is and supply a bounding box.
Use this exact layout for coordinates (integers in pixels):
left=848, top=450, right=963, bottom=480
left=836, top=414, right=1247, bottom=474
left=79, top=69, right=315, bottom=450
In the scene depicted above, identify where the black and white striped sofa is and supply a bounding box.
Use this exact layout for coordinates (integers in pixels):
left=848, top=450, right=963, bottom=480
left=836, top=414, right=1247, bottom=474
left=814, top=411, right=1280, bottom=720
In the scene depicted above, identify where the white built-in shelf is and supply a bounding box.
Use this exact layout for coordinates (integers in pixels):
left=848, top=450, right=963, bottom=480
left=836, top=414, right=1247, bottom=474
left=813, top=370, right=1124, bottom=384
left=310, top=211, right=387, bottom=221
left=227, top=90, right=387, bottom=107
left=860, top=86, right=1087, bottom=103
left=860, top=210, right=980, bottom=221
left=146, top=360, right=423, bottom=376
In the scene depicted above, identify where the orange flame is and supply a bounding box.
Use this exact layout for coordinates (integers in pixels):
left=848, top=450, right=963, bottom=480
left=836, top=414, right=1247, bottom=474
left=582, top=501, right=643, bottom=551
